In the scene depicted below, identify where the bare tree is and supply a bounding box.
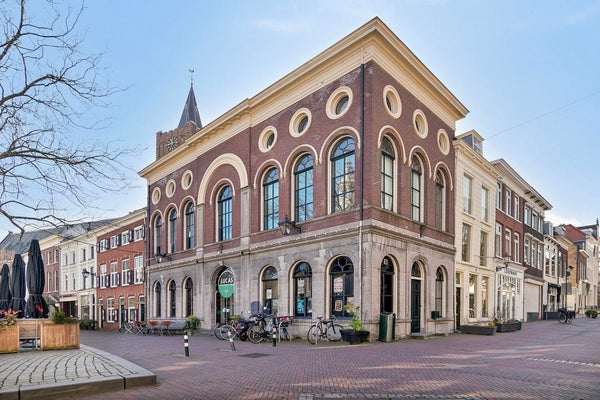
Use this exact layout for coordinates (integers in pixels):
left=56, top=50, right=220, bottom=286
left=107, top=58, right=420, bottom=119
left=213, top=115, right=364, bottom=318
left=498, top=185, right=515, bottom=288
left=0, top=0, right=134, bottom=235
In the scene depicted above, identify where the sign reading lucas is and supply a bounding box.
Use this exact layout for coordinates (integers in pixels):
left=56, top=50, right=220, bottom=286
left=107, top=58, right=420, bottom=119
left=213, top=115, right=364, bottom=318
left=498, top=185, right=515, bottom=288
left=218, top=269, right=234, bottom=298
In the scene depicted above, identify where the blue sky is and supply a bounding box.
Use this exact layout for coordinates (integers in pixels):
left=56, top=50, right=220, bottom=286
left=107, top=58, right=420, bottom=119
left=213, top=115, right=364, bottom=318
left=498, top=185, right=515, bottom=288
left=21, top=0, right=600, bottom=233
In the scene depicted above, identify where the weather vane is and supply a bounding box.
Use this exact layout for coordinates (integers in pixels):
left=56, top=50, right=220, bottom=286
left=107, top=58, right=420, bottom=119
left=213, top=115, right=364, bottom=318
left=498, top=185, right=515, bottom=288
left=189, top=69, right=194, bottom=86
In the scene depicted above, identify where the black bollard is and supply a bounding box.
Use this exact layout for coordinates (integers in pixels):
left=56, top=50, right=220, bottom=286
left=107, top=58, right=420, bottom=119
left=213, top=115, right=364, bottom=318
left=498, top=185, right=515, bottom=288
left=272, top=326, right=277, bottom=347
left=183, top=332, right=189, bottom=357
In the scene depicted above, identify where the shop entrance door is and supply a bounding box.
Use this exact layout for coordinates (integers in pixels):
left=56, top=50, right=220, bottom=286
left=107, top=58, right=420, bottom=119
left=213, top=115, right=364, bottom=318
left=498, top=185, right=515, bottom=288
left=411, top=278, right=421, bottom=333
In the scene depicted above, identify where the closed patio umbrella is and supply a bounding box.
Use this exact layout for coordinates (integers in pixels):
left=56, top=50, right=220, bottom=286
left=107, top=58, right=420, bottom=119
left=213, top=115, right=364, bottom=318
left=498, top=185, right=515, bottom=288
left=26, top=239, right=49, bottom=318
left=9, top=254, right=26, bottom=318
left=0, top=263, right=11, bottom=312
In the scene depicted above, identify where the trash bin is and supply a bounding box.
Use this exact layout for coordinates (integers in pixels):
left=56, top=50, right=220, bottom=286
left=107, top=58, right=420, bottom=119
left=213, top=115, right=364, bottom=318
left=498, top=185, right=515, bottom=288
left=378, top=312, right=395, bottom=342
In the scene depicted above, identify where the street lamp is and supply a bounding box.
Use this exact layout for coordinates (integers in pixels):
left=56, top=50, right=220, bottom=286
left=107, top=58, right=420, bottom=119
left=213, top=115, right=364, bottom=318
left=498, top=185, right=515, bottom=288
left=155, top=253, right=172, bottom=263
left=82, top=268, right=90, bottom=290
left=278, top=215, right=301, bottom=236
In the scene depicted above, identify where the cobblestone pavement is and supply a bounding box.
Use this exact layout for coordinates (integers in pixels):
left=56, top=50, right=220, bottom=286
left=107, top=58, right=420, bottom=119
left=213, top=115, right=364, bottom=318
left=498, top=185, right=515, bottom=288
left=76, top=317, right=600, bottom=400
left=0, top=343, right=155, bottom=399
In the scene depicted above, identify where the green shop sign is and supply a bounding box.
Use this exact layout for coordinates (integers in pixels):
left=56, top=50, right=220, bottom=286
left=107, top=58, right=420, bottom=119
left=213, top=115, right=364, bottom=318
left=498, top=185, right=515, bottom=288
left=218, top=269, right=234, bottom=298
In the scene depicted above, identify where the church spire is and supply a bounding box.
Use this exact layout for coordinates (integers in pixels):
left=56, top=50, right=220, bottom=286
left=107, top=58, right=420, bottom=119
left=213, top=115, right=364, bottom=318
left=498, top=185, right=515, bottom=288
left=178, top=70, right=202, bottom=129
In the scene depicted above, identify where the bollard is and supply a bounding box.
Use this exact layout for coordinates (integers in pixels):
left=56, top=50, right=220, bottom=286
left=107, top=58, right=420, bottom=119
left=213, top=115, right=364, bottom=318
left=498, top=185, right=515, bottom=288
left=183, top=332, right=189, bottom=357
left=272, top=326, right=277, bottom=347
left=227, top=330, right=236, bottom=352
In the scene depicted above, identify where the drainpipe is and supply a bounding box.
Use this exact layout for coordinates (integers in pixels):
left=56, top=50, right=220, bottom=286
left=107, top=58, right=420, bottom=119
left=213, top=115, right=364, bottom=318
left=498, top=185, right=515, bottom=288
left=358, top=63, right=365, bottom=314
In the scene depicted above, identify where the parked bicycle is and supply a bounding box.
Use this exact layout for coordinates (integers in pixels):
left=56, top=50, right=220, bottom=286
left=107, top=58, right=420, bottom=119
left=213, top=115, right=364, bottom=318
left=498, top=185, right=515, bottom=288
left=247, top=313, right=276, bottom=343
left=307, top=315, right=342, bottom=345
left=558, top=307, right=575, bottom=324
left=213, top=311, right=247, bottom=340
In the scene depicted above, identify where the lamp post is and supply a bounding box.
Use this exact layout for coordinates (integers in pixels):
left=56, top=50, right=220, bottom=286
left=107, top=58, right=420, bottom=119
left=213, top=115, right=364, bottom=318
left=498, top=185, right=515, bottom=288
left=564, top=265, right=574, bottom=310
left=155, top=253, right=172, bottom=263
left=82, top=268, right=90, bottom=290
left=278, top=215, right=301, bottom=236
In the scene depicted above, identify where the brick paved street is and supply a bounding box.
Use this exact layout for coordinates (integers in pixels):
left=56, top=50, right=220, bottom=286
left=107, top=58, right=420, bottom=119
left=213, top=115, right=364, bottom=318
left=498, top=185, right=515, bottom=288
left=79, top=318, right=600, bottom=400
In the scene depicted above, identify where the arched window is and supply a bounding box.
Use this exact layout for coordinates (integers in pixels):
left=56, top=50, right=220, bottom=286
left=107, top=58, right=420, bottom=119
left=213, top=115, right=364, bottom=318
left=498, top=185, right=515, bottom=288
left=435, top=170, right=446, bottom=231
left=168, top=209, right=177, bottom=253
left=331, top=137, right=355, bottom=213
left=411, top=155, right=423, bottom=222
left=293, top=262, right=312, bottom=318
left=263, top=168, right=279, bottom=230
left=184, top=277, right=193, bottom=317
left=294, top=154, right=314, bottom=222
left=262, top=266, right=278, bottom=315
left=218, top=186, right=232, bottom=241
left=184, top=202, right=194, bottom=249
left=154, top=215, right=162, bottom=255
left=435, top=267, right=445, bottom=316
left=330, top=256, right=354, bottom=318
left=154, top=281, right=161, bottom=318
left=168, top=280, right=176, bottom=318
left=381, top=138, right=395, bottom=211
left=380, top=256, right=394, bottom=313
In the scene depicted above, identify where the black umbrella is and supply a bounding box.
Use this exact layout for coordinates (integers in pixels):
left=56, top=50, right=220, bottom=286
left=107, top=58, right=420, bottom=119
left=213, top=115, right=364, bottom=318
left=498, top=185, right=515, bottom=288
left=26, top=239, right=49, bottom=318
left=0, top=263, right=11, bottom=312
left=9, top=254, right=26, bottom=318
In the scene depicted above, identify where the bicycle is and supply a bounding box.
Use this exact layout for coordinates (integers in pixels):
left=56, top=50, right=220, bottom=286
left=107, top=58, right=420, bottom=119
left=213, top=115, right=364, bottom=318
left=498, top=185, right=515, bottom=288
left=213, top=322, right=237, bottom=340
left=307, top=315, right=343, bottom=345
left=247, top=313, right=276, bottom=343
left=558, top=307, right=575, bottom=324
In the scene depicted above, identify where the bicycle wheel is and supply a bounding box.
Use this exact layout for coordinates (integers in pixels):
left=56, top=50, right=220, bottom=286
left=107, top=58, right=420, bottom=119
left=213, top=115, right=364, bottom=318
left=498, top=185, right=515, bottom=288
left=280, top=326, right=290, bottom=341
left=221, top=324, right=237, bottom=340
left=558, top=312, right=567, bottom=323
left=214, top=325, right=225, bottom=340
left=327, top=324, right=343, bottom=341
left=307, top=325, right=320, bottom=345
left=248, top=325, right=264, bottom=343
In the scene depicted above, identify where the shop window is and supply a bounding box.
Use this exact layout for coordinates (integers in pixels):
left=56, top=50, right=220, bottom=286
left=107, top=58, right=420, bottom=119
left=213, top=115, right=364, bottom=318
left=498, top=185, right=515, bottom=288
left=330, top=256, right=354, bottom=318
left=293, top=262, right=312, bottom=318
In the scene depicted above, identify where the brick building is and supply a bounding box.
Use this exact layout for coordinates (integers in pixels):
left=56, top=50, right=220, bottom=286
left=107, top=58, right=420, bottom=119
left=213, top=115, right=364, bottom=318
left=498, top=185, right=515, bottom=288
left=95, top=209, right=146, bottom=330
left=140, top=18, right=468, bottom=338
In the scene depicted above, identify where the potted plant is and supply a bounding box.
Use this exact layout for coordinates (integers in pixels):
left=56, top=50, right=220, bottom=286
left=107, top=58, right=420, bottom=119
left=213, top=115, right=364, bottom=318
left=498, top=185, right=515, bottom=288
left=460, top=322, right=496, bottom=335
left=340, top=305, right=369, bottom=344
left=185, top=315, right=201, bottom=334
left=585, top=310, right=598, bottom=319
left=495, top=319, right=522, bottom=332
left=0, top=309, right=20, bottom=353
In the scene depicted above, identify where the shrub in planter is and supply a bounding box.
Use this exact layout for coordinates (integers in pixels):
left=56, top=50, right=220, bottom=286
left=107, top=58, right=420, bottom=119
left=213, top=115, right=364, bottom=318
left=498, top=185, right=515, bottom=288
left=341, top=305, right=370, bottom=344
left=585, top=310, right=598, bottom=318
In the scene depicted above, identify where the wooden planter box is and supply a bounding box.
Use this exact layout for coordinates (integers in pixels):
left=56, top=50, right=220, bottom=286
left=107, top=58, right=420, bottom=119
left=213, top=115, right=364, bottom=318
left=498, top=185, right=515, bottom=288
left=460, top=325, right=496, bottom=335
left=496, top=321, right=522, bottom=332
left=0, top=325, right=20, bottom=353
left=40, top=321, right=80, bottom=350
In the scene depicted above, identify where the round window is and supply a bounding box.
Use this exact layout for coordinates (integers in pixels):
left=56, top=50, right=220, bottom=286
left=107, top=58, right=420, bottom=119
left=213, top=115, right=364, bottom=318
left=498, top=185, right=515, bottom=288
left=166, top=180, right=176, bottom=198
left=151, top=187, right=161, bottom=204
left=181, top=170, right=193, bottom=189
left=383, top=85, right=402, bottom=119
left=413, top=109, right=428, bottom=139
left=326, top=86, right=353, bottom=120
left=258, top=126, right=278, bottom=153
left=289, top=108, right=312, bottom=138
left=437, top=129, right=450, bottom=155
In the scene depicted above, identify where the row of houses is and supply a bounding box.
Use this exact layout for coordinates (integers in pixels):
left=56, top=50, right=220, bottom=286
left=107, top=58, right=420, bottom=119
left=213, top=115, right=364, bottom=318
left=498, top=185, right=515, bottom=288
left=1, top=18, right=598, bottom=336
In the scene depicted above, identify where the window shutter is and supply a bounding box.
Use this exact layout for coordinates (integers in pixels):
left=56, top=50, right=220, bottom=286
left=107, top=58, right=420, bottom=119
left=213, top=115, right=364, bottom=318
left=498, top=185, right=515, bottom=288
left=96, top=242, right=101, bottom=253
